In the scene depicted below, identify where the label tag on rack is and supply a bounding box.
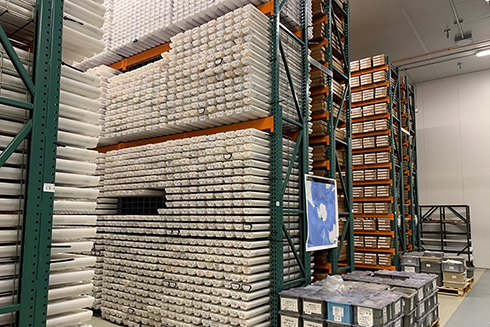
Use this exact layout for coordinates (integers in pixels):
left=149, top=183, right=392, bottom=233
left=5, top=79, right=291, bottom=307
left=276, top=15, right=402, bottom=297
left=43, top=183, right=55, bottom=193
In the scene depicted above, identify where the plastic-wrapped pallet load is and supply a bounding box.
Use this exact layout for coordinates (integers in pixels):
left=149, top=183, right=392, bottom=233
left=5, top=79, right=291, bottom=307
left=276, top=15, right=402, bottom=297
left=102, top=4, right=309, bottom=144
left=97, top=128, right=312, bottom=327
left=0, top=45, right=103, bottom=326
left=0, top=0, right=105, bottom=64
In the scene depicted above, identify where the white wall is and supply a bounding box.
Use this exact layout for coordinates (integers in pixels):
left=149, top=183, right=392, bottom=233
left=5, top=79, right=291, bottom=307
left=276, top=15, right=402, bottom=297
left=416, top=69, right=490, bottom=268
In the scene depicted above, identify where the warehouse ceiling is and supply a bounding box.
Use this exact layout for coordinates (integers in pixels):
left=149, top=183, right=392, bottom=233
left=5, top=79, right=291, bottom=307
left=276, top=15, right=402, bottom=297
left=350, top=0, right=490, bottom=83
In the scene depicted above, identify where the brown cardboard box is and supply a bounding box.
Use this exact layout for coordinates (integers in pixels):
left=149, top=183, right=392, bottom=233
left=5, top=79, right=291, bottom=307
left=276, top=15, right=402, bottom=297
left=363, top=218, right=376, bottom=231
left=375, top=87, right=388, bottom=99
left=364, top=253, right=378, bottom=265
left=364, top=169, right=377, bottom=181
left=378, top=237, right=393, bottom=249
left=352, top=139, right=363, bottom=150
left=364, top=203, right=376, bottom=214
left=352, top=91, right=363, bottom=103
left=351, top=60, right=360, bottom=72
left=354, top=218, right=364, bottom=230
left=363, top=121, right=375, bottom=133
left=353, top=170, right=365, bottom=181
left=364, top=153, right=376, bottom=164
left=353, top=154, right=364, bottom=166
left=354, top=236, right=365, bottom=247
left=375, top=203, right=391, bottom=213
left=374, top=102, right=388, bottom=115
left=353, top=187, right=364, bottom=198
left=377, top=169, right=390, bottom=180
left=353, top=203, right=363, bottom=214
left=360, top=57, right=372, bottom=70
left=352, top=107, right=362, bottom=119
left=362, top=89, right=374, bottom=101
left=364, top=186, right=376, bottom=197
left=373, top=70, right=387, bottom=83
left=377, top=218, right=391, bottom=231
left=364, top=236, right=377, bottom=248
left=363, top=137, right=375, bottom=149
left=351, top=75, right=360, bottom=88
left=377, top=185, right=391, bottom=197
left=363, top=105, right=375, bottom=117
left=311, top=94, right=328, bottom=113
left=375, top=119, right=389, bottom=131
left=378, top=254, right=393, bottom=266
left=372, top=54, right=386, bottom=67
left=360, top=73, right=373, bottom=86
left=354, top=252, right=365, bottom=264
left=313, top=272, right=329, bottom=281
left=376, top=135, right=390, bottom=147
left=352, top=122, right=363, bottom=134
left=376, top=152, right=390, bottom=164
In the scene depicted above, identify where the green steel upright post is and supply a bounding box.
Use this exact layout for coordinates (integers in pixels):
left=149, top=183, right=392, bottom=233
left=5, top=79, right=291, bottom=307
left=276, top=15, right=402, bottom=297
left=395, top=68, right=406, bottom=255
left=327, top=0, right=354, bottom=274
left=410, top=84, right=421, bottom=250
left=0, top=0, right=63, bottom=325
left=270, top=0, right=310, bottom=325
left=19, top=0, right=64, bottom=325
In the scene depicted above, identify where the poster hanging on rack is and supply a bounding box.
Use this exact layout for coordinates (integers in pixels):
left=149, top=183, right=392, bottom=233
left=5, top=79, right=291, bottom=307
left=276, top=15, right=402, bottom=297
left=305, top=174, right=339, bottom=251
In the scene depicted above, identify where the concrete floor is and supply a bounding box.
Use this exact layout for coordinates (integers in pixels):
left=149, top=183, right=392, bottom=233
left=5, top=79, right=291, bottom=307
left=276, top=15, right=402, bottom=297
left=90, top=268, right=489, bottom=327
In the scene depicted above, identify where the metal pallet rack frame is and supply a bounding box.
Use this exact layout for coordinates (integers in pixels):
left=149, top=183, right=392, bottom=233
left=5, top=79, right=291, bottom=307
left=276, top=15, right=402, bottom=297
left=351, top=56, right=406, bottom=270
left=308, top=0, right=354, bottom=275
left=0, top=0, right=64, bottom=325
left=95, top=1, right=311, bottom=326
left=401, top=77, right=421, bottom=251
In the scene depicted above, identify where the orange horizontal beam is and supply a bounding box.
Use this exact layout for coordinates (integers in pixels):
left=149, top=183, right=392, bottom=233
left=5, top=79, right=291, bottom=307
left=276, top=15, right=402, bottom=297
left=355, top=247, right=396, bottom=254
left=110, top=42, right=171, bottom=71
left=352, top=146, right=392, bottom=155
left=352, top=129, right=391, bottom=139
left=96, top=116, right=274, bottom=153
left=311, top=111, right=329, bottom=121
left=352, top=113, right=390, bottom=123
left=311, top=86, right=329, bottom=97
left=354, top=263, right=396, bottom=270
left=353, top=197, right=393, bottom=203
left=353, top=163, right=392, bottom=170
left=354, top=213, right=394, bottom=219
left=354, top=230, right=395, bottom=237
left=352, top=97, right=390, bottom=107
left=313, top=161, right=330, bottom=169
left=352, top=81, right=389, bottom=93
left=310, top=136, right=329, bottom=145
left=353, top=180, right=393, bottom=187
left=257, top=0, right=273, bottom=15
left=352, top=64, right=389, bottom=77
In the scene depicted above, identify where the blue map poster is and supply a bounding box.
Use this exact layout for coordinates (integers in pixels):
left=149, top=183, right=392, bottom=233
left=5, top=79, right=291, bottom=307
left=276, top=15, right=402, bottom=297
left=305, top=175, right=339, bottom=251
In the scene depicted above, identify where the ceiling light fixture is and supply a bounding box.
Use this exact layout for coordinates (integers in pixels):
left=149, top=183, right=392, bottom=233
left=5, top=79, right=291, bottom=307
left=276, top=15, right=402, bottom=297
left=476, top=49, right=490, bottom=57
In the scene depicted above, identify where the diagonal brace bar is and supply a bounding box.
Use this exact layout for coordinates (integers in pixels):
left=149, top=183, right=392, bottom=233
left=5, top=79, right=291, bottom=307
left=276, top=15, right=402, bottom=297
left=0, top=304, right=20, bottom=315
left=0, top=27, right=34, bottom=95
left=279, top=38, right=303, bottom=125
left=0, top=120, right=32, bottom=167
left=281, top=132, right=303, bottom=196
left=282, top=223, right=306, bottom=276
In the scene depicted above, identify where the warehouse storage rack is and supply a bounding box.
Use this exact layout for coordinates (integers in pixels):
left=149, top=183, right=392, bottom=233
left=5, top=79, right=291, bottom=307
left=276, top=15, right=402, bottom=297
left=0, top=0, right=64, bottom=326
left=401, top=76, right=421, bottom=251
left=95, top=1, right=313, bottom=326
left=308, top=0, right=354, bottom=276
left=350, top=56, right=406, bottom=270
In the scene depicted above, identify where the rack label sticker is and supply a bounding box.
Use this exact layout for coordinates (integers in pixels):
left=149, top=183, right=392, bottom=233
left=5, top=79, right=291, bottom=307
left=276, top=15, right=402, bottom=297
left=357, top=307, right=374, bottom=327
left=281, top=298, right=299, bottom=312
left=43, top=183, right=55, bottom=193
left=303, top=301, right=322, bottom=315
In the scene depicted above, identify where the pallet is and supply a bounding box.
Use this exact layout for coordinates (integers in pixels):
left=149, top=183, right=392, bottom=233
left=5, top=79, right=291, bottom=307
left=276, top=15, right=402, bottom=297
left=438, top=277, right=474, bottom=297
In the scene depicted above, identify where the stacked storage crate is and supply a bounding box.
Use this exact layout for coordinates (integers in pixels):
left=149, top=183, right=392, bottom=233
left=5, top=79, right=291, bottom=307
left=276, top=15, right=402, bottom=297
left=280, top=270, right=440, bottom=327
left=309, top=0, right=354, bottom=275
left=350, top=55, right=406, bottom=270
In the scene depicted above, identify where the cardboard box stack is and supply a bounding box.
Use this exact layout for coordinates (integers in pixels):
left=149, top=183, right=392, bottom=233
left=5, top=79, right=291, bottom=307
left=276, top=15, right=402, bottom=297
left=350, top=54, right=403, bottom=269
left=281, top=269, right=439, bottom=327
